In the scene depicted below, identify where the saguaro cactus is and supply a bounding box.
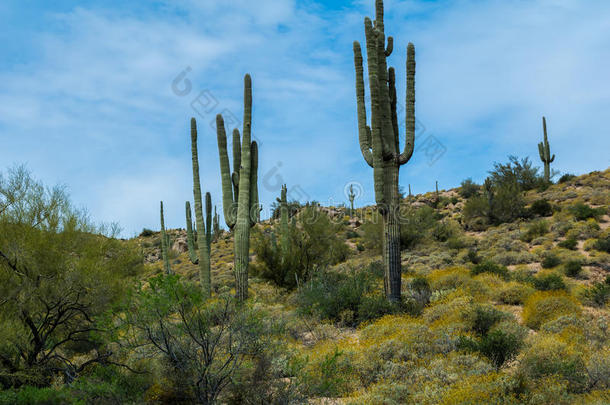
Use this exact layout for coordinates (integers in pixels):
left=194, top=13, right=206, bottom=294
left=190, top=118, right=212, bottom=297
left=159, top=201, right=171, bottom=274
left=212, top=205, right=221, bottom=242
left=353, top=0, right=416, bottom=302
left=216, top=74, right=259, bottom=301
left=348, top=184, right=356, bottom=217
left=278, top=184, right=289, bottom=252
left=538, top=116, right=555, bottom=183
left=185, top=201, right=198, bottom=264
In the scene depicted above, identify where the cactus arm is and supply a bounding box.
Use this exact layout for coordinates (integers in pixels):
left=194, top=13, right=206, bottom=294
left=549, top=154, right=555, bottom=163
left=385, top=36, right=393, bottom=56
left=249, top=140, right=259, bottom=225
left=232, top=128, right=241, bottom=200
left=538, top=142, right=545, bottom=161
left=353, top=41, right=373, bottom=167
left=388, top=67, right=399, bottom=152
left=399, top=43, right=415, bottom=165
left=216, top=114, right=237, bottom=228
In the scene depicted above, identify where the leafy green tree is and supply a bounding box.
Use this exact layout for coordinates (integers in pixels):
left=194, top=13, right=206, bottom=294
left=0, top=165, right=141, bottom=388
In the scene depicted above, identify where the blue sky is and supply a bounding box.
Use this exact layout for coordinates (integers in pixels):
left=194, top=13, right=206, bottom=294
left=1, top=0, right=609, bottom=237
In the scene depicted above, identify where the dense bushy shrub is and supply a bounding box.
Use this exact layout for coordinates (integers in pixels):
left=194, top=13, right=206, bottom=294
left=470, top=305, right=509, bottom=336
left=459, top=178, right=480, bottom=199
left=569, top=203, right=605, bottom=221
left=494, top=282, right=535, bottom=305
left=471, top=261, right=510, bottom=280
left=541, top=253, right=561, bottom=268
left=400, top=205, right=439, bottom=249
left=563, top=260, right=583, bottom=278
left=488, top=156, right=543, bottom=191
left=522, top=291, right=581, bottom=329
left=532, top=272, right=566, bottom=291
left=530, top=199, right=553, bottom=217
left=521, top=220, right=550, bottom=243
left=139, top=228, right=155, bottom=237
left=558, top=173, right=576, bottom=183
left=297, top=268, right=396, bottom=326
left=518, top=336, right=588, bottom=393
left=252, top=207, right=349, bottom=288
left=593, top=236, right=610, bottom=253
left=583, top=276, right=610, bottom=307
left=558, top=238, right=578, bottom=250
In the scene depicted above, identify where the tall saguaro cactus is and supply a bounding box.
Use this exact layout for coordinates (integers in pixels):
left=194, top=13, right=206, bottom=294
left=348, top=184, right=356, bottom=217
left=538, top=116, right=555, bottom=183
left=212, top=205, right=221, bottom=242
left=216, top=74, right=259, bottom=301
left=353, top=0, right=416, bottom=302
left=159, top=201, right=171, bottom=274
left=278, top=184, right=289, bottom=252
left=185, top=201, right=198, bottom=264
left=190, top=118, right=212, bottom=297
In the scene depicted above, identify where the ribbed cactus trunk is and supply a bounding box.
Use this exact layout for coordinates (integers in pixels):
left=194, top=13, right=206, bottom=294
left=216, top=74, right=259, bottom=301
left=538, top=116, right=555, bottom=183
left=190, top=119, right=211, bottom=298
left=353, top=0, right=416, bottom=302
left=185, top=201, right=198, bottom=264
left=159, top=201, right=171, bottom=274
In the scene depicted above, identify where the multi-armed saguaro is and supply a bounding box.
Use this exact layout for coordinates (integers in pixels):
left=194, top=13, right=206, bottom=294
left=159, top=201, right=171, bottom=274
left=190, top=118, right=212, bottom=297
left=538, top=116, right=555, bottom=183
left=216, top=74, right=259, bottom=301
left=353, top=0, right=416, bottom=302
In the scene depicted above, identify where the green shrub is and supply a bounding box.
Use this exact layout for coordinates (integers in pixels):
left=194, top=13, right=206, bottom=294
left=569, top=203, right=605, bottom=221
left=530, top=199, right=553, bottom=217
left=541, top=253, right=561, bottom=268
left=463, top=196, right=490, bottom=231
left=0, top=386, right=75, bottom=405
left=494, top=282, right=535, bottom=305
left=252, top=207, right=349, bottom=289
left=522, top=291, right=581, bottom=329
left=521, top=220, right=550, bottom=243
left=446, top=236, right=467, bottom=250
left=470, top=305, right=508, bottom=336
left=471, top=261, right=510, bottom=280
left=459, top=178, right=480, bottom=198
left=139, top=228, right=155, bottom=237
left=558, top=238, right=578, bottom=250
left=593, top=236, right=610, bottom=253
left=488, top=155, right=543, bottom=191
left=297, top=268, right=393, bottom=326
left=583, top=278, right=610, bottom=307
left=400, top=205, right=438, bottom=249
left=476, top=329, right=523, bottom=369
left=558, top=173, right=576, bottom=183
left=410, top=276, right=432, bottom=307
left=346, top=230, right=359, bottom=239
left=563, top=261, right=582, bottom=278
left=533, top=272, right=566, bottom=291
left=519, top=336, right=587, bottom=393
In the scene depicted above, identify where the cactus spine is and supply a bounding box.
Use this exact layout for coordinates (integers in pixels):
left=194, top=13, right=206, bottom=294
left=348, top=184, right=356, bottom=217
left=160, top=201, right=171, bottom=274
left=190, top=118, right=212, bottom=297
left=216, top=74, right=259, bottom=301
left=538, top=116, right=555, bottom=183
left=353, top=0, right=415, bottom=302
left=185, top=201, right=198, bottom=264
